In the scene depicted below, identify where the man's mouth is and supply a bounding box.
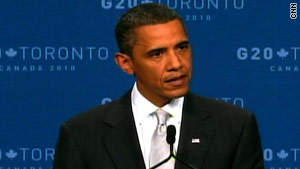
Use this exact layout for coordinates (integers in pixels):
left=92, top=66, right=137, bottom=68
left=165, top=75, right=187, bottom=86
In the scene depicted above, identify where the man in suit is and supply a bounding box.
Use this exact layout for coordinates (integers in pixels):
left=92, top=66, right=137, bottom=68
left=53, top=3, right=265, bottom=169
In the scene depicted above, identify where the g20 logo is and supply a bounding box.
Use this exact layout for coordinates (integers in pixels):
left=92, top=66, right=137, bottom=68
left=101, top=0, right=151, bottom=9
left=237, top=47, right=273, bottom=60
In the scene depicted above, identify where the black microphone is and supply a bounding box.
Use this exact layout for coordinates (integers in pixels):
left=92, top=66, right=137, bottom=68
left=167, top=125, right=176, bottom=144
left=166, top=125, right=198, bottom=169
left=150, top=126, right=174, bottom=169
left=150, top=125, right=198, bottom=169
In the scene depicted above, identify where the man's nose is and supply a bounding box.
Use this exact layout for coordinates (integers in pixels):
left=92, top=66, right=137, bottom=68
left=167, top=50, right=182, bottom=71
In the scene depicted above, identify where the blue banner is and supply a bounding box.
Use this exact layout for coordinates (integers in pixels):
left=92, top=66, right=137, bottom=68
left=1, top=0, right=299, bottom=168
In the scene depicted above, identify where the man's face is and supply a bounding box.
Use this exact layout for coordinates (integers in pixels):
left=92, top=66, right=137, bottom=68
left=126, top=19, right=192, bottom=106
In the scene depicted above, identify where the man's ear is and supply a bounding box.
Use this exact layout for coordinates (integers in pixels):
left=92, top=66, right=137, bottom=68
left=114, top=53, right=134, bottom=74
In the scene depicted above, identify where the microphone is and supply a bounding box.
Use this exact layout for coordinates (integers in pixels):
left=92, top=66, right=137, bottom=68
left=167, top=125, right=176, bottom=144
left=166, top=125, right=198, bottom=169
left=150, top=125, right=198, bottom=169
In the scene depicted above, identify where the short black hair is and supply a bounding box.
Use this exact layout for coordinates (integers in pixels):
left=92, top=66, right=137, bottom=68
left=115, top=3, right=187, bottom=57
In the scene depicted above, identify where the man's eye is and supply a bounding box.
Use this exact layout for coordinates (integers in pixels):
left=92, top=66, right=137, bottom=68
left=151, top=51, right=162, bottom=57
left=179, top=45, right=189, bottom=50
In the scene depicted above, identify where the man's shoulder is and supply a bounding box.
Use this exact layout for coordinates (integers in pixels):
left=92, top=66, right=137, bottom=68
left=64, top=92, right=131, bottom=128
left=186, top=92, right=253, bottom=120
left=186, top=92, right=258, bottom=134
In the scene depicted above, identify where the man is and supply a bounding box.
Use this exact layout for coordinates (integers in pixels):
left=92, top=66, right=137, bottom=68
left=53, top=3, right=265, bottom=169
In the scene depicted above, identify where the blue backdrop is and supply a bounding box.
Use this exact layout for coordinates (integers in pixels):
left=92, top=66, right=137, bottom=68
left=1, top=0, right=299, bottom=168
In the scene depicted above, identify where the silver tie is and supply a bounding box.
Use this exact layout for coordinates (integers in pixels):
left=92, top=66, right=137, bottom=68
left=149, top=109, right=175, bottom=169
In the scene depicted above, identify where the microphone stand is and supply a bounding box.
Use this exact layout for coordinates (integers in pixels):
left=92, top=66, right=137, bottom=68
left=150, top=142, right=198, bottom=169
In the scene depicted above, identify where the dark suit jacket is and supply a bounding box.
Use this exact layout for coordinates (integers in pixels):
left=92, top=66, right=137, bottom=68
left=53, top=91, right=265, bottom=169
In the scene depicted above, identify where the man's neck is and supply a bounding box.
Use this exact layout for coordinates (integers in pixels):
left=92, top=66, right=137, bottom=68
left=136, top=87, right=171, bottom=107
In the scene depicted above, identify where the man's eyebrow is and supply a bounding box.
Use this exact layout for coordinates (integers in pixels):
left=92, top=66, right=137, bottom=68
left=145, top=40, right=190, bottom=56
left=145, top=47, right=167, bottom=56
left=175, top=40, right=190, bottom=47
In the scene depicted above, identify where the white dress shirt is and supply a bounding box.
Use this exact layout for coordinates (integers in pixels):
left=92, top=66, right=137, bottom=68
left=131, top=83, right=184, bottom=169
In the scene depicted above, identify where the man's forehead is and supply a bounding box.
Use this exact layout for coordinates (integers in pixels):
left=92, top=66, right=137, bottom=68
left=134, top=19, right=187, bottom=42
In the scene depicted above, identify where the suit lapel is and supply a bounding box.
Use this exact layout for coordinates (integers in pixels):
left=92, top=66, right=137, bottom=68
left=101, top=92, right=146, bottom=169
left=176, top=93, right=216, bottom=169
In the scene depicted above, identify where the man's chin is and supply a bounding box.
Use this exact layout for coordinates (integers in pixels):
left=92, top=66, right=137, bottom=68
left=166, top=87, right=189, bottom=99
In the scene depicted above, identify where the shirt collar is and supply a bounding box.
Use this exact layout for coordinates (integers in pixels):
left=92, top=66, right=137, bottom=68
left=131, top=82, right=184, bottom=121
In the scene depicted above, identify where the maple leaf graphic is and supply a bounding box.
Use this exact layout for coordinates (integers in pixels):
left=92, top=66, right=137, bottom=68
left=277, top=48, right=289, bottom=60
left=5, top=48, right=17, bottom=59
left=6, top=149, right=18, bottom=160
left=277, top=149, right=288, bottom=161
